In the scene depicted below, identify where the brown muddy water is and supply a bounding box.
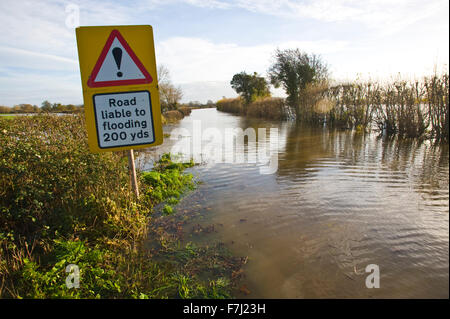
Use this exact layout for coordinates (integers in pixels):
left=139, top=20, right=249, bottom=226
left=139, top=108, right=449, bottom=298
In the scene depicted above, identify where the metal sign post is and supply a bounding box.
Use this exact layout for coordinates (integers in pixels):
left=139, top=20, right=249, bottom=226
left=127, top=149, right=139, bottom=198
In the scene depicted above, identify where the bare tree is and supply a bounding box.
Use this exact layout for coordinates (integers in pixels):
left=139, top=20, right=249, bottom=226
left=157, top=65, right=183, bottom=111
left=158, top=65, right=171, bottom=85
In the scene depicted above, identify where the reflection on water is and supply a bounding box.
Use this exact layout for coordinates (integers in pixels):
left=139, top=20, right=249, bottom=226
left=140, top=108, right=449, bottom=298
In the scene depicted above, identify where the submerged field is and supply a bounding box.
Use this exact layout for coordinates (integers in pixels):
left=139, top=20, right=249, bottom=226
left=142, top=108, right=449, bottom=298
left=0, top=107, right=448, bottom=299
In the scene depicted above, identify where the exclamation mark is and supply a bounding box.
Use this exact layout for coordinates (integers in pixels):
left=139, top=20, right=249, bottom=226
left=112, top=47, right=123, bottom=78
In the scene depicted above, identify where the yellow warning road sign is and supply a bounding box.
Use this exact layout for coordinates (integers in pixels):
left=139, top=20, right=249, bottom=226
left=76, top=25, right=163, bottom=153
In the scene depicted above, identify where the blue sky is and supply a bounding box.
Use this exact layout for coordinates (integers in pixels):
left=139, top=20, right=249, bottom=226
left=0, top=0, right=448, bottom=106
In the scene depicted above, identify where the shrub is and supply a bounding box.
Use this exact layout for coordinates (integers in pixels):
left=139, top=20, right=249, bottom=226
left=246, top=97, right=286, bottom=120
left=424, top=74, right=449, bottom=142
left=141, top=154, right=195, bottom=204
left=216, top=98, right=243, bottom=114
left=163, top=110, right=184, bottom=122
left=177, top=106, right=192, bottom=117
left=0, top=114, right=134, bottom=246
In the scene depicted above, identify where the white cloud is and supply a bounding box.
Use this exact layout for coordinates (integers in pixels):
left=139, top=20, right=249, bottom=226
left=0, top=46, right=77, bottom=71
left=184, top=0, right=231, bottom=9
left=176, top=0, right=448, bottom=34
left=168, top=0, right=449, bottom=33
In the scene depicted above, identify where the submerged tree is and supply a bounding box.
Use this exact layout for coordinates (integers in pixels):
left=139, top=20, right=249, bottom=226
left=230, top=71, right=270, bottom=113
left=268, top=49, right=328, bottom=120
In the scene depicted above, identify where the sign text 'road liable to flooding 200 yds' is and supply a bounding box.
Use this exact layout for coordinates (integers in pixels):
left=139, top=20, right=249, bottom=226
left=93, top=91, right=155, bottom=148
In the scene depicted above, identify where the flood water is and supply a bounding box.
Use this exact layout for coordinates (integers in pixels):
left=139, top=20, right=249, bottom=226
left=140, top=108, right=449, bottom=298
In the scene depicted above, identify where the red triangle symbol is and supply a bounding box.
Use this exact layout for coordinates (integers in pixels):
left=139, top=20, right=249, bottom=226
left=87, top=30, right=153, bottom=88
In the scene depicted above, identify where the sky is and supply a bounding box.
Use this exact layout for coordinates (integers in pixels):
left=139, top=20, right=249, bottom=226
left=0, top=0, right=448, bottom=106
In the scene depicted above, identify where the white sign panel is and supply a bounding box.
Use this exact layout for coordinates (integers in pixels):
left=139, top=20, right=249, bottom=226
left=93, top=91, right=155, bottom=148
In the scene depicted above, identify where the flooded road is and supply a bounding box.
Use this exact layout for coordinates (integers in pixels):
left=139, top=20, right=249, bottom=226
left=140, top=108, right=449, bottom=298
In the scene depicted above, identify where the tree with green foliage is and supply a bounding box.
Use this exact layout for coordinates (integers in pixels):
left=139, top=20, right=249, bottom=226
left=268, top=49, right=328, bottom=120
left=230, top=72, right=270, bottom=113
left=41, top=100, right=52, bottom=112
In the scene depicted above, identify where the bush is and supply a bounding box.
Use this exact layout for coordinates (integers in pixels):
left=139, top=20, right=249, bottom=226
left=247, top=97, right=286, bottom=120
left=424, top=74, right=449, bottom=142
left=323, top=73, right=448, bottom=141
left=0, top=114, right=146, bottom=297
left=0, top=114, right=134, bottom=246
left=163, top=110, right=184, bottom=122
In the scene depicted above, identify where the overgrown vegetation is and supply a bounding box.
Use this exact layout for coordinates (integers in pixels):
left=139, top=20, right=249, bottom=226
left=247, top=97, right=286, bottom=120
left=218, top=48, right=448, bottom=142
left=0, top=115, right=243, bottom=298
left=0, top=101, right=83, bottom=114
left=268, top=48, right=329, bottom=120
left=322, top=74, right=449, bottom=141
left=216, top=97, right=244, bottom=114
left=216, top=97, right=287, bottom=121
left=162, top=110, right=186, bottom=124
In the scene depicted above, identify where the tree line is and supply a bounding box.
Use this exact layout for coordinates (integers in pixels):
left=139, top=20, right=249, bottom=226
left=1, top=65, right=211, bottom=116
left=0, top=101, right=83, bottom=114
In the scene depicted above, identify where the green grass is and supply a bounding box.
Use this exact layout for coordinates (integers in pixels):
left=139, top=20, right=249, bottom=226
left=0, top=115, right=15, bottom=119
